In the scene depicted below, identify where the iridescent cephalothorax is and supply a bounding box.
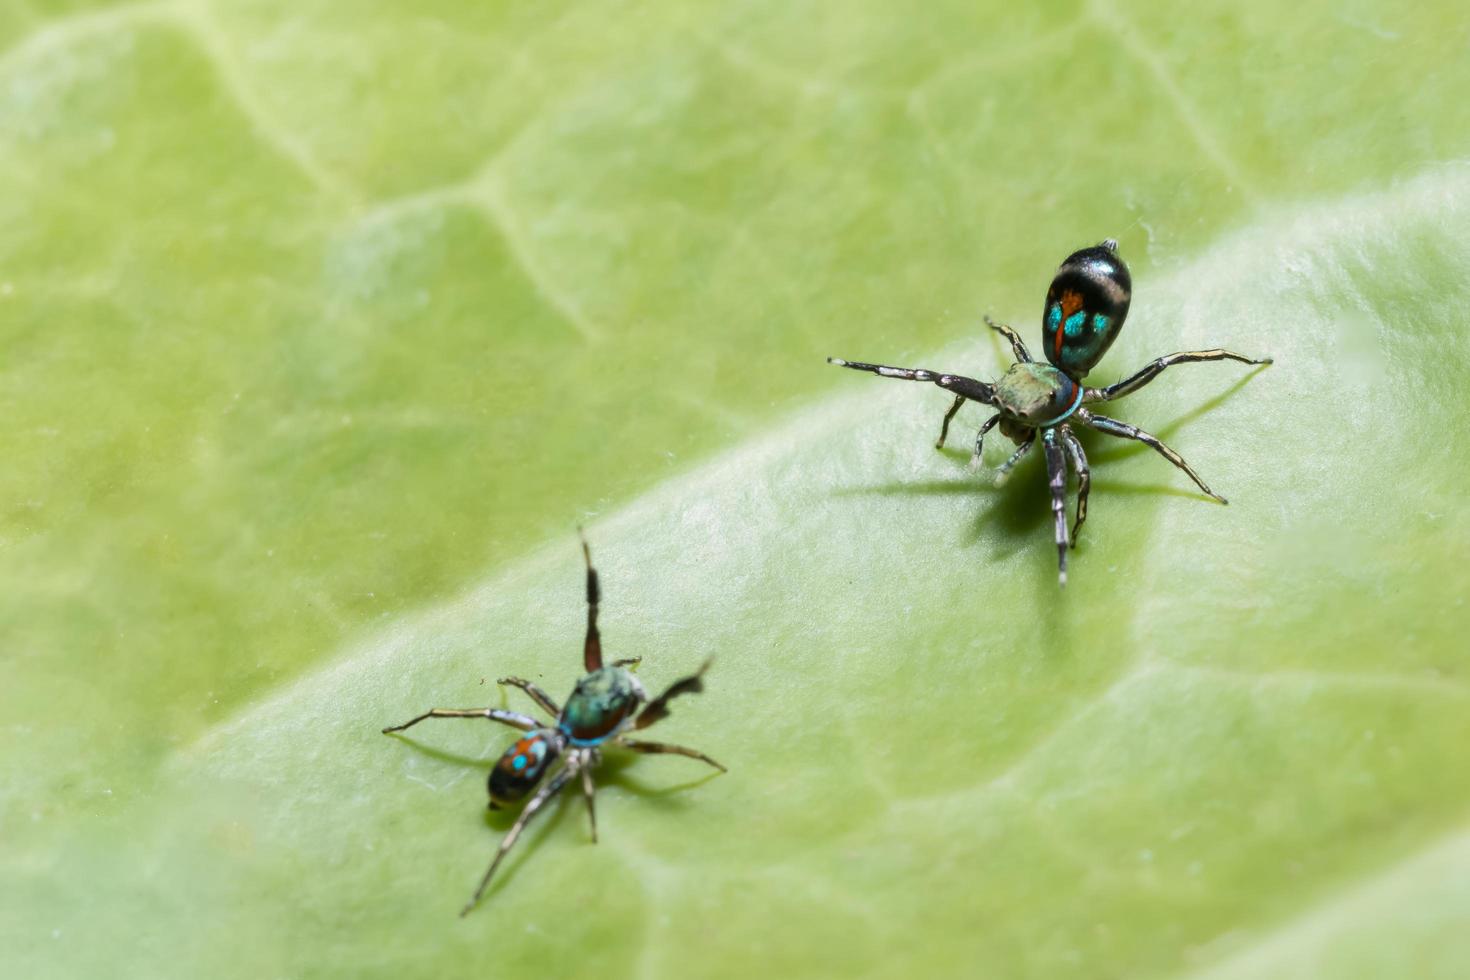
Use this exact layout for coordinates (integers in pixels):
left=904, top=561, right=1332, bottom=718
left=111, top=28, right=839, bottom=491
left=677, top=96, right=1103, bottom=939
left=382, top=534, right=723, bottom=915
left=829, top=240, right=1271, bottom=584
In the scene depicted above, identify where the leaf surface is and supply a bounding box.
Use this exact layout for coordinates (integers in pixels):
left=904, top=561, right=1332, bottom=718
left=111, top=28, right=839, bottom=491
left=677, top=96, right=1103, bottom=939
left=3, top=2, right=1469, bottom=977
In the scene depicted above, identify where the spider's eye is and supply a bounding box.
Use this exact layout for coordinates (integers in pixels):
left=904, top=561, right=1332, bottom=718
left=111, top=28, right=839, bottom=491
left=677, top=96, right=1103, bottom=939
left=1042, top=243, right=1131, bottom=380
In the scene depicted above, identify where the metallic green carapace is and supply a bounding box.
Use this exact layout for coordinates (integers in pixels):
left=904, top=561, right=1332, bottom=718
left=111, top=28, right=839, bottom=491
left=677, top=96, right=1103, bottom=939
left=560, top=666, right=643, bottom=744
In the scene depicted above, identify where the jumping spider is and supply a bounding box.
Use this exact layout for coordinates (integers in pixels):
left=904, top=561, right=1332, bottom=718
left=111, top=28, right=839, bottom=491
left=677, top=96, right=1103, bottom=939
left=382, top=534, right=724, bottom=915
left=829, top=240, right=1271, bottom=584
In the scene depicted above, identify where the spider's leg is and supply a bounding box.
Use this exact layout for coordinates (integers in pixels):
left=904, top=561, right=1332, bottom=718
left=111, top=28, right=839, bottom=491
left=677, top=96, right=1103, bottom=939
left=634, top=659, right=712, bottom=730
left=1060, top=425, right=1090, bottom=546
left=936, top=394, right=966, bottom=449
left=496, top=677, right=560, bottom=718
left=983, top=314, right=1032, bottom=363
left=579, top=765, right=598, bottom=844
left=618, top=737, right=726, bottom=773
left=970, top=414, right=1001, bottom=470
left=826, top=358, right=997, bottom=406
left=611, top=657, right=641, bottom=669
left=1080, top=409, right=1227, bottom=503
left=1042, top=429, right=1070, bottom=585
left=993, top=431, right=1036, bottom=486
left=578, top=529, right=603, bottom=672
left=461, top=766, right=575, bottom=916
left=382, top=707, right=538, bottom=735
left=1085, top=349, right=1271, bottom=402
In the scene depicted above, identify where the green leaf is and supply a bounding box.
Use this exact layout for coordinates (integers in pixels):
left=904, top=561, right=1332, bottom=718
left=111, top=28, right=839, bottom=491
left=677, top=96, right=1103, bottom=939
left=4, top=2, right=1470, bottom=977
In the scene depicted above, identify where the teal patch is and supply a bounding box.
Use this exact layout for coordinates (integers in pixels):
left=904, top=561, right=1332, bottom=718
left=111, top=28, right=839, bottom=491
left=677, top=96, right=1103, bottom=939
left=1039, top=381, right=1084, bottom=427
left=1063, top=311, right=1086, bottom=337
left=1046, top=304, right=1062, bottom=330
left=1093, top=313, right=1110, bottom=332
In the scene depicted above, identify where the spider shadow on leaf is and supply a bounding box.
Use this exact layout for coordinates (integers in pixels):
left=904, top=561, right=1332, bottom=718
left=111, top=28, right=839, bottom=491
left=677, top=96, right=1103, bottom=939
left=1082, top=366, right=1268, bottom=466
left=837, top=462, right=1189, bottom=546
left=383, top=726, right=720, bottom=836
left=833, top=470, right=1040, bottom=545
left=598, top=746, right=726, bottom=806
left=474, top=783, right=574, bottom=899
left=470, top=750, right=721, bottom=903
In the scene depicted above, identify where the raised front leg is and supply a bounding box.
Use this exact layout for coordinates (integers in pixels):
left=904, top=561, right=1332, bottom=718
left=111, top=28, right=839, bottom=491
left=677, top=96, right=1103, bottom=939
left=1086, top=349, right=1270, bottom=402
left=993, top=431, right=1036, bottom=486
left=970, top=414, right=1001, bottom=470
left=634, top=659, right=712, bottom=730
left=580, top=530, right=604, bottom=672
left=1079, top=409, right=1227, bottom=503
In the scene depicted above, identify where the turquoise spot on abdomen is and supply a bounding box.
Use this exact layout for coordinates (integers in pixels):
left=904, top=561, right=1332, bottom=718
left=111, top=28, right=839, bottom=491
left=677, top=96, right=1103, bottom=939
left=1063, top=311, right=1086, bottom=337
left=489, top=728, right=561, bottom=805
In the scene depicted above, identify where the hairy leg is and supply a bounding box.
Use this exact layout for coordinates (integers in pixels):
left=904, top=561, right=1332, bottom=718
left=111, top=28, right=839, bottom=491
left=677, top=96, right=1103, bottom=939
left=1080, top=409, right=1227, bottom=503
left=382, top=707, right=538, bottom=735
left=461, top=767, right=574, bottom=916
left=1059, top=425, right=1090, bottom=545
left=497, top=677, right=560, bottom=718
left=1042, top=429, right=1070, bottom=585
left=1086, top=349, right=1270, bottom=402
left=619, top=737, right=726, bottom=772
left=993, top=432, right=1036, bottom=486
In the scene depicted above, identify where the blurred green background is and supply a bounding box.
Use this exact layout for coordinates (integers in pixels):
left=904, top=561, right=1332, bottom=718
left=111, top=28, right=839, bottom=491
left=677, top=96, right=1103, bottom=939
left=3, top=1, right=1469, bottom=976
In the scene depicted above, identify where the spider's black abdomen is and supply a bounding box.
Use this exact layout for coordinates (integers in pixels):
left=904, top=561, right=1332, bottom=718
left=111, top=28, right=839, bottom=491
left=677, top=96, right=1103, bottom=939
left=488, top=728, right=562, bottom=806
left=1042, top=241, right=1131, bottom=380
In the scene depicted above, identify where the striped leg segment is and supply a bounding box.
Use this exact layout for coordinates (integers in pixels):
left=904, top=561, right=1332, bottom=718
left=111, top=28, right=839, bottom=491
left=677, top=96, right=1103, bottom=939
left=1042, top=429, right=1070, bottom=585
left=1080, top=409, right=1227, bottom=503
left=579, top=530, right=604, bottom=672
left=461, top=767, right=575, bottom=916
left=1059, top=425, right=1090, bottom=545
left=826, top=358, right=997, bottom=405
left=635, top=659, right=712, bottom=730
left=620, top=737, right=726, bottom=773
left=382, top=707, right=538, bottom=735
left=497, top=677, right=560, bottom=718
